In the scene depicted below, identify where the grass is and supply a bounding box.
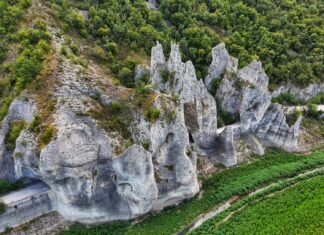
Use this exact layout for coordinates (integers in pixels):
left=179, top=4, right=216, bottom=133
left=191, top=175, right=324, bottom=235
left=0, top=180, right=23, bottom=196
left=61, top=150, right=324, bottom=235
left=5, top=121, right=27, bottom=150
left=0, top=201, right=5, bottom=214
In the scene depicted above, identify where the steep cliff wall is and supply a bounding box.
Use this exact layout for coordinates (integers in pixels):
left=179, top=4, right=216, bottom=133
left=0, top=39, right=303, bottom=225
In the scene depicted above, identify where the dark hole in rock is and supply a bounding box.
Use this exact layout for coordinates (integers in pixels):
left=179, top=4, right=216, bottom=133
left=189, top=132, right=194, bottom=143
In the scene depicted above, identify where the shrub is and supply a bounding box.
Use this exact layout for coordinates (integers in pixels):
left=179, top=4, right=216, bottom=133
left=29, top=115, right=42, bottom=133
left=61, top=45, right=68, bottom=56
left=0, top=201, right=5, bottom=214
left=118, top=67, right=134, bottom=88
left=0, top=179, right=23, bottom=195
left=142, top=139, right=151, bottom=150
left=135, top=81, right=150, bottom=96
left=272, top=93, right=299, bottom=105
left=109, top=101, right=121, bottom=113
left=161, top=70, right=175, bottom=83
left=70, top=42, right=78, bottom=55
left=306, top=103, right=319, bottom=119
left=39, top=127, right=54, bottom=145
left=92, top=46, right=106, bottom=60
left=145, top=108, right=160, bottom=122
left=106, top=42, right=118, bottom=55
left=210, top=79, right=221, bottom=95
left=5, top=121, right=27, bottom=150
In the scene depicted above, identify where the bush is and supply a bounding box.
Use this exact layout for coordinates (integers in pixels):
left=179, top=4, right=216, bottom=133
left=118, top=67, right=134, bottom=88
left=0, top=201, right=5, bottom=214
left=272, top=93, right=299, bottom=106
left=92, top=46, right=106, bottom=60
left=40, top=127, right=54, bottom=145
left=106, top=42, right=118, bottom=55
left=5, top=121, right=27, bottom=150
left=29, top=115, right=42, bottom=133
left=109, top=101, right=121, bottom=113
left=0, top=179, right=23, bottom=195
left=145, top=108, right=160, bottom=122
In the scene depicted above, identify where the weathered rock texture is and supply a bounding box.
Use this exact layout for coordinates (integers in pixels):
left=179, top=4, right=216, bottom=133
left=150, top=43, right=237, bottom=167
left=0, top=40, right=303, bottom=227
left=272, top=83, right=324, bottom=100
left=215, top=45, right=302, bottom=154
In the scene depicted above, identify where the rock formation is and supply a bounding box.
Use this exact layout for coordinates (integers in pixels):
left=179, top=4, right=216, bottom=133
left=214, top=45, right=302, bottom=154
left=272, top=83, right=324, bottom=100
left=150, top=43, right=236, bottom=167
left=0, top=40, right=303, bottom=225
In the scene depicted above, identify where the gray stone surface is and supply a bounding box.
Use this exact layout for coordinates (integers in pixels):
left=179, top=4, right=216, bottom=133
left=0, top=40, right=305, bottom=229
left=272, top=83, right=324, bottom=100
left=205, top=43, right=230, bottom=91
left=0, top=99, right=36, bottom=182
left=0, top=183, right=56, bottom=233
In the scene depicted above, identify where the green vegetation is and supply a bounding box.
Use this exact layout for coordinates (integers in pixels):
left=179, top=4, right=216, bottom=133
left=144, top=108, right=160, bottom=122
left=0, top=18, right=51, bottom=121
left=61, top=150, right=324, bottom=235
left=0, top=0, right=31, bottom=62
left=0, top=179, right=23, bottom=196
left=5, top=121, right=27, bottom=150
left=39, top=126, right=55, bottom=146
left=49, top=0, right=323, bottom=88
left=0, top=201, right=5, bottom=214
left=191, top=175, right=324, bottom=235
left=217, top=109, right=236, bottom=127
left=272, top=92, right=324, bottom=106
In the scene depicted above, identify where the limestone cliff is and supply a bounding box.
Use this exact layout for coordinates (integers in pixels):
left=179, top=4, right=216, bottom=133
left=0, top=39, right=303, bottom=224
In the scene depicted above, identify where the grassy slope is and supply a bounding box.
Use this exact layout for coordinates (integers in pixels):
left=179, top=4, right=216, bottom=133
left=193, top=175, right=324, bottom=235
left=61, top=150, right=324, bottom=235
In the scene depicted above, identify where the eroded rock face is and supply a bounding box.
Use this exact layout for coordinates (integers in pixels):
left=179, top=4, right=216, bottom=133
left=150, top=96, right=199, bottom=210
left=0, top=41, right=304, bottom=225
left=272, top=83, right=324, bottom=100
left=255, top=104, right=302, bottom=151
left=214, top=44, right=302, bottom=154
left=151, top=43, right=218, bottom=149
left=0, top=99, right=36, bottom=181
left=205, top=43, right=229, bottom=90
left=240, top=88, right=271, bottom=134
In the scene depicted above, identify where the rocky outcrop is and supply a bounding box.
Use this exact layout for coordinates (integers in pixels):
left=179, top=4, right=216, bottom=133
left=150, top=97, right=199, bottom=210
left=0, top=99, right=36, bottom=181
left=255, top=104, right=302, bottom=151
left=214, top=44, right=302, bottom=154
left=205, top=43, right=229, bottom=91
left=151, top=41, right=166, bottom=91
left=150, top=43, right=237, bottom=166
left=240, top=88, right=271, bottom=134
left=272, top=83, right=324, bottom=100
left=0, top=40, right=304, bottom=227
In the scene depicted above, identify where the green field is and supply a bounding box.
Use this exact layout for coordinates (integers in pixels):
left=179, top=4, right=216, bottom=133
left=191, top=175, right=324, bottom=235
left=61, top=150, right=324, bottom=235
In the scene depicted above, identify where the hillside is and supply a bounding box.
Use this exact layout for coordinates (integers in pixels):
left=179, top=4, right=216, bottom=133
left=0, top=0, right=323, bottom=234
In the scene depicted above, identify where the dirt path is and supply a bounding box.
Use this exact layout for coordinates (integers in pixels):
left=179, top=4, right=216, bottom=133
left=179, top=167, right=324, bottom=234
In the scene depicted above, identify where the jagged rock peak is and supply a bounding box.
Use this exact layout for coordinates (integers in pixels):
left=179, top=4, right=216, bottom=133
left=167, top=43, right=184, bottom=73
left=255, top=104, right=302, bottom=152
left=205, top=43, right=230, bottom=90
left=237, top=60, right=269, bottom=91
left=151, top=41, right=166, bottom=90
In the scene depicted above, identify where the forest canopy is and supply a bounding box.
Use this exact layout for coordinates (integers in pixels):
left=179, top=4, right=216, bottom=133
left=6, top=0, right=324, bottom=89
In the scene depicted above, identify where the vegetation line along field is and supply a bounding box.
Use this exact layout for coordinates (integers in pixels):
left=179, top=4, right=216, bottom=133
left=189, top=167, right=324, bottom=234
left=190, top=174, right=324, bottom=235
left=61, top=150, right=324, bottom=235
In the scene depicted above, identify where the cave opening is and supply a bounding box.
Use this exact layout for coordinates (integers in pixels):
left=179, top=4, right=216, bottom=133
left=189, top=132, right=194, bottom=143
